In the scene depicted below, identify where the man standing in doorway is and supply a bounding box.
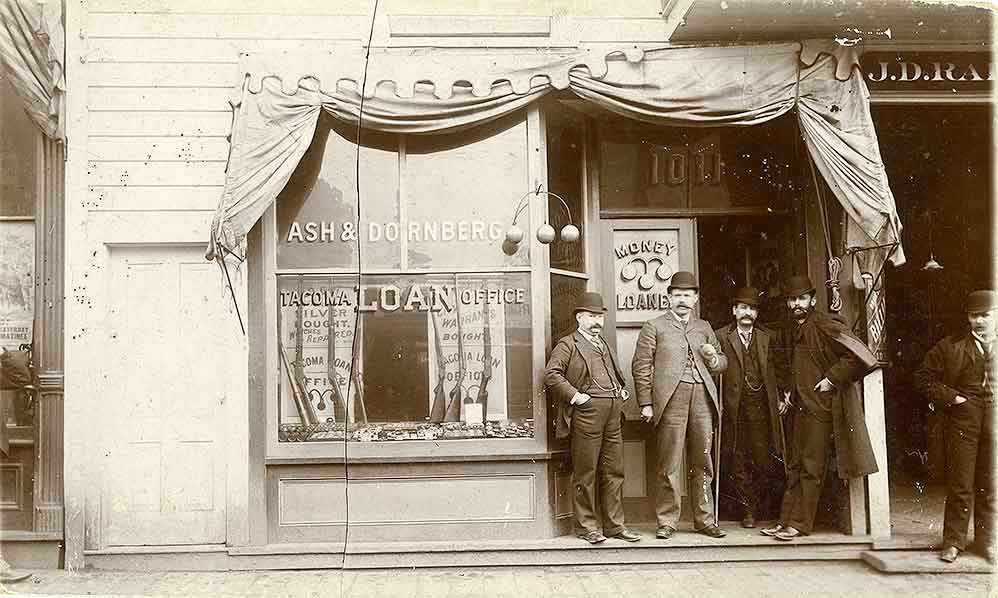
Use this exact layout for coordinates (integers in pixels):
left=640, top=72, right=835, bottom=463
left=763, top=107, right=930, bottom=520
left=763, top=275, right=879, bottom=541
left=544, top=292, right=642, bottom=544
left=914, top=290, right=997, bottom=564
left=632, top=271, right=728, bottom=540
left=715, top=287, right=784, bottom=529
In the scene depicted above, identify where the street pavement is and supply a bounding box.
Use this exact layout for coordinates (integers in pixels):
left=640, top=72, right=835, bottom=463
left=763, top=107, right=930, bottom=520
left=1, top=562, right=993, bottom=598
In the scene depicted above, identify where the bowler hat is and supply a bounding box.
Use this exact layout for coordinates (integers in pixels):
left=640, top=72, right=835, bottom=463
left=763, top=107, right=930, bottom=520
left=966, top=290, right=997, bottom=313
left=574, top=291, right=608, bottom=314
left=782, top=275, right=816, bottom=298
left=730, top=286, right=763, bottom=307
left=668, top=271, right=699, bottom=292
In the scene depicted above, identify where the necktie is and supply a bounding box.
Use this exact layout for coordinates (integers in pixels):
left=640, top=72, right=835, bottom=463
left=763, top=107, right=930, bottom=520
left=740, top=331, right=752, bottom=348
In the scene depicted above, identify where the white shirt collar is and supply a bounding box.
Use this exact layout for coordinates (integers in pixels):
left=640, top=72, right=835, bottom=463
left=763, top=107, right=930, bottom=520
left=972, top=331, right=995, bottom=353
left=671, top=310, right=689, bottom=324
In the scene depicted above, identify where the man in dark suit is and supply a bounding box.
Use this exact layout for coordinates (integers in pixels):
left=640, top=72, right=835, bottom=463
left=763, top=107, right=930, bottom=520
left=715, top=287, right=784, bottom=529
left=544, top=292, right=642, bottom=544
left=632, top=271, right=728, bottom=540
left=764, top=275, right=879, bottom=541
left=914, top=290, right=997, bottom=564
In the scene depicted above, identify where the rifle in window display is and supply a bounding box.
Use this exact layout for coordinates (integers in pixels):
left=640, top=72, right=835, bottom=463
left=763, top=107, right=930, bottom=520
left=443, top=279, right=467, bottom=422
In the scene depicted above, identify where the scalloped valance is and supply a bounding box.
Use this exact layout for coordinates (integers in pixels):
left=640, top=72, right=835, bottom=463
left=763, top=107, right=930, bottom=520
left=207, top=40, right=903, bottom=280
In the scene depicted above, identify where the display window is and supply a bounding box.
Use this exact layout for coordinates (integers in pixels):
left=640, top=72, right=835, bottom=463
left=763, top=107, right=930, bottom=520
left=267, top=111, right=545, bottom=452
left=276, top=273, right=533, bottom=442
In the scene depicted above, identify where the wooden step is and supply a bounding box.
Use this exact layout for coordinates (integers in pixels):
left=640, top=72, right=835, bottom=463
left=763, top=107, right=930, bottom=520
left=862, top=549, right=996, bottom=574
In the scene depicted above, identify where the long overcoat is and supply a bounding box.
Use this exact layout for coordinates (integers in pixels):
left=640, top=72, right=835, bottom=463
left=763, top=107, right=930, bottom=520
left=774, top=311, right=879, bottom=479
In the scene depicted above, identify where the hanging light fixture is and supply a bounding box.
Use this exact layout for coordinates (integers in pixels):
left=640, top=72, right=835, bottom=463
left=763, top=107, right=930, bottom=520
left=503, top=185, right=580, bottom=255
left=921, top=210, right=943, bottom=271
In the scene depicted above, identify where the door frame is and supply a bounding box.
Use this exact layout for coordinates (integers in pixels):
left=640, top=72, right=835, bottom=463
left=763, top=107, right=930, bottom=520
left=597, top=217, right=698, bottom=523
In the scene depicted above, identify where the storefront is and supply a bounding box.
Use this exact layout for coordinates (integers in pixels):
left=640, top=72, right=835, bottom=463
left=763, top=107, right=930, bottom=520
left=29, top=0, right=988, bottom=572
left=857, top=46, right=993, bottom=524
left=0, top=0, right=65, bottom=571
left=139, top=37, right=898, bottom=562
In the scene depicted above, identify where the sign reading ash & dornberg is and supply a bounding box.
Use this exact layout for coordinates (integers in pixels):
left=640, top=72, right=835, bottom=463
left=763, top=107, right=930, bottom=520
left=861, top=52, right=993, bottom=92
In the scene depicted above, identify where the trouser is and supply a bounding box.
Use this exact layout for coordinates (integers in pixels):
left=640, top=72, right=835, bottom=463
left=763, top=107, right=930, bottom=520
left=571, top=395, right=625, bottom=535
left=730, top=393, right=778, bottom=515
left=943, top=396, right=997, bottom=552
left=781, top=408, right=835, bottom=534
left=654, top=381, right=716, bottom=530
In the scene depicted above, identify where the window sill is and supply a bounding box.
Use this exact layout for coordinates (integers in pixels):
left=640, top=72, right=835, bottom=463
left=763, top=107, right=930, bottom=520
left=265, top=448, right=566, bottom=466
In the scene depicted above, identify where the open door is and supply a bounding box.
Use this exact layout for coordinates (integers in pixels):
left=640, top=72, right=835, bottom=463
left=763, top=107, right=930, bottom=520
left=601, top=218, right=697, bottom=523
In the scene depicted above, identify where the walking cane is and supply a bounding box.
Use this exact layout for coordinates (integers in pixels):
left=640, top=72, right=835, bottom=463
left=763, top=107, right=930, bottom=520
left=776, top=393, right=790, bottom=478
left=714, top=373, right=722, bottom=524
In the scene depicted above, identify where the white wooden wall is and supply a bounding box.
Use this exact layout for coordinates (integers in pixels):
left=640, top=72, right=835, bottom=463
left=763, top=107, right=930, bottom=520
left=63, top=0, right=679, bottom=566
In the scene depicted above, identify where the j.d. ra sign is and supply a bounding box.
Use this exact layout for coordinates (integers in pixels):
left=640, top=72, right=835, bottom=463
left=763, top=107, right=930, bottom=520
left=861, top=52, right=992, bottom=91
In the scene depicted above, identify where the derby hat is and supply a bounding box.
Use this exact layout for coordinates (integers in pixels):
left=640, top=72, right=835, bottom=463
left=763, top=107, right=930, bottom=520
left=668, top=271, right=699, bottom=292
left=730, top=286, right=763, bottom=307
left=782, top=275, right=816, bottom=298
left=966, top=290, right=997, bottom=313
left=574, top=291, right=608, bottom=314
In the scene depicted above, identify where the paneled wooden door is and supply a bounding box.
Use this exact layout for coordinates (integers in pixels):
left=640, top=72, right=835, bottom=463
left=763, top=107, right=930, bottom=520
left=601, top=219, right=698, bottom=522
left=100, top=246, right=228, bottom=545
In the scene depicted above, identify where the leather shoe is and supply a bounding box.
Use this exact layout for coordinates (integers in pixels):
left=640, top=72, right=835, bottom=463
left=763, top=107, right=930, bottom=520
left=656, top=526, right=676, bottom=539
left=580, top=531, right=607, bottom=544
left=612, top=529, right=642, bottom=542
left=697, top=525, right=727, bottom=538
left=759, top=524, right=783, bottom=537
left=774, top=526, right=802, bottom=541
left=939, top=546, right=960, bottom=563
left=741, top=513, right=756, bottom=529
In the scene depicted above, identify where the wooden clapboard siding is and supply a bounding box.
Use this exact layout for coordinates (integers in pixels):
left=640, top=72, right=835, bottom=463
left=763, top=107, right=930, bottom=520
left=84, top=6, right=368, bottom=216
left=86, top=187, right=224, bottom=212
left=87, top=138, right=231, bottom=162
left=87, top=13, right=369, bottom=39
left=87, top=0, right=374, bottom=13
left=87, top=38, right=361, bottom=64
left=89, top=112, right=232, bottom=137
left=88, top=162, right=226, bottom=187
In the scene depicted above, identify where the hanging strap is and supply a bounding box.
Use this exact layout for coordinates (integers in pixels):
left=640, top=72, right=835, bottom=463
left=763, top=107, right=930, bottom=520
left=807, top=155, right=843, bottom=313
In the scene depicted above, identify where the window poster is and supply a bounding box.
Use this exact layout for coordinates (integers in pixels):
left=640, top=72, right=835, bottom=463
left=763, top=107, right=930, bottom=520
left=0, top=221, right=34, bottom=350
left=276, top=274, right=533, bottom=442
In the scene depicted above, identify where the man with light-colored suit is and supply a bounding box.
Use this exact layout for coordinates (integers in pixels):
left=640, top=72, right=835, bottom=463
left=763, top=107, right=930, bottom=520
left=632, top=271, right=728, bottom=539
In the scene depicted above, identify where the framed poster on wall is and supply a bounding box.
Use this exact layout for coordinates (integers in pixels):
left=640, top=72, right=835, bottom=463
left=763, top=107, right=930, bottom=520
left=0, top=219, right=34, bottom=350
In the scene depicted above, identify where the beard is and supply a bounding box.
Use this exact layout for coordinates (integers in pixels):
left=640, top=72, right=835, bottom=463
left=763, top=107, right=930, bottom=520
left=791, top=304, right=811, bottom=319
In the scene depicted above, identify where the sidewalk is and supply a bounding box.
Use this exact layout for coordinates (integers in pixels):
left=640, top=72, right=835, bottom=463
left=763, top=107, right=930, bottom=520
left=2, top=562, right=993, bottom=598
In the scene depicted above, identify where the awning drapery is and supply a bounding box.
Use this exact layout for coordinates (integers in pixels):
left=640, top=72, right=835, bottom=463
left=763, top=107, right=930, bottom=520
left=207, top=40, right=904, bottom=280
left=0, top=0, right=65, bottom=140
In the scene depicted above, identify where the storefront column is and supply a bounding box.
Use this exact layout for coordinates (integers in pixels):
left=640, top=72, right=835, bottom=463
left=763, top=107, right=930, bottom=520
left=861, top=272, right=891, bottom=538
left=31, top=136, right=65, bottom=534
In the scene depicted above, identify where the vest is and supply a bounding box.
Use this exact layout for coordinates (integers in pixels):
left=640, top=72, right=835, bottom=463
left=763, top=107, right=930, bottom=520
left=742, top=333, right=764, bottom=394
left=957, top=342, right=997, bottom=401
left=678, top=319, right=704, bottom=384
left=577, top=337, right=619, bottom=398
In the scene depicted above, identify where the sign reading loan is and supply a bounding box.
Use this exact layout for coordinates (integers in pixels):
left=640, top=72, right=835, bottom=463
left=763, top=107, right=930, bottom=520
left=613, top=229, right=680, bottom=324
left=276, top=273, right=533, bottom=442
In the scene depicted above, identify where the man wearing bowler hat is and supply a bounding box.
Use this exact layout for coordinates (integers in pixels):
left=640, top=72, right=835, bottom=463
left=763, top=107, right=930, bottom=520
left=763, top=275, right=878, bottom=541
left=544, top=292, right=642, bottom=544
left=715, top=287, right=784, bottom=529
left=632, top=271, right=728, bottom=540
left=915, top=290, right=997, bottom=563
